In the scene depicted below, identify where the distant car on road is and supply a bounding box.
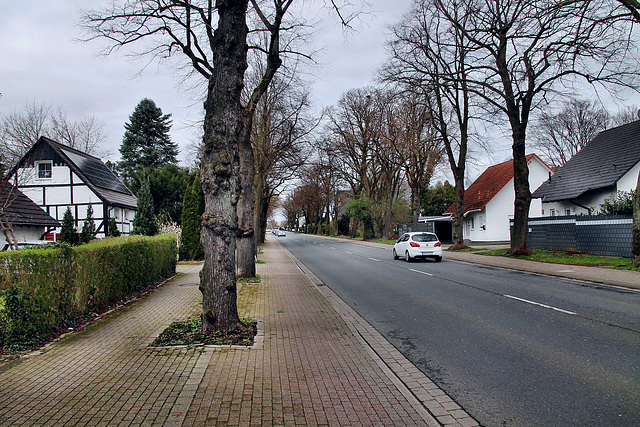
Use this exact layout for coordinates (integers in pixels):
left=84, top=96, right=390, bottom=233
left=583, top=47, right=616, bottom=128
left=276, top=228, right=286, bottom=237
left=393, top=232, right=442, bottom=262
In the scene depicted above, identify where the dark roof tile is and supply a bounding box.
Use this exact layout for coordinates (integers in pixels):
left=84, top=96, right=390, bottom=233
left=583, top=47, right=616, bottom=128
left=0, top=180, right=60, bottom=227
left=532, top=120, right=640, bottom=202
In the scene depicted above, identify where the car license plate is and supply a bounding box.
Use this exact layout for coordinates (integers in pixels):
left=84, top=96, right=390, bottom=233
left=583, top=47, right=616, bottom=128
left=422, top=251, right=432, bottom=255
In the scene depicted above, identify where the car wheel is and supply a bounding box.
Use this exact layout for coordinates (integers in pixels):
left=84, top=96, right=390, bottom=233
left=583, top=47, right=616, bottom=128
left=393, top=249, right=399, bottom=260
left=435, top=256, right=442, bottom=262
left=405, top=251, right=412, bottom=262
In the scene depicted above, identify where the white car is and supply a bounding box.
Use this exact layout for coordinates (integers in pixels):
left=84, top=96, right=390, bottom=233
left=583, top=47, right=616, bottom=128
left=393, top=232, right=442, bottom=262
left=276, top=228, right=286, bottom=237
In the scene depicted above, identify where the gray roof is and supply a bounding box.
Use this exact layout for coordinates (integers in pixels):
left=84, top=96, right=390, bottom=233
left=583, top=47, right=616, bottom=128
left=0, top=180, right=60, bottom=228
left=532, top=120, right=640, bottom=202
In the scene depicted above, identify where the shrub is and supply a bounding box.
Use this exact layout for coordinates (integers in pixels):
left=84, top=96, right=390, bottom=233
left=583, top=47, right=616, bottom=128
left=0, top=234, right=176, bottom=353
left=600, top=190, right=635, bottom=215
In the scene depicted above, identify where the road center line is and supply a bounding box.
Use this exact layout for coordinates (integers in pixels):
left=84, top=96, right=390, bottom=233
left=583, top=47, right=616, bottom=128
left=504, top=294, right=577, bottom=315
left=344, top=251, right=352, bottom=254
left=409, top=268, right=433, bottom=276
left=330, top=247, right=336, bottom=250
left=368, top=257, right=381, bottom=262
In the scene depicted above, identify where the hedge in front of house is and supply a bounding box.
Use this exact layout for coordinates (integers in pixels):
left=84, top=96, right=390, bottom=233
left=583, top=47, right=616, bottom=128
left=0, top=234, right=176, bottom=353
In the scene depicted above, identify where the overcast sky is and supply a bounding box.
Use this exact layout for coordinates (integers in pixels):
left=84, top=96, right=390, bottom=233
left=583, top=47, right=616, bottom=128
left=1, top=0, right=426, bottom=166
left=3, top=1, right=637, bottom=186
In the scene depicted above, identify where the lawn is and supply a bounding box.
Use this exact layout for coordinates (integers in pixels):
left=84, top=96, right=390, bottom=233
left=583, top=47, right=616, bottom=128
left=476, top=248, right=639, bottom=271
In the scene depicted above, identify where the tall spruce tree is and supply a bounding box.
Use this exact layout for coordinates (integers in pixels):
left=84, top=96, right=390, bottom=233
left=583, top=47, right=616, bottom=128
left=180, top=174, right=205, bottom=261
left=118, top=98, right=178, bottom=183
left=79, top=204, right=96, bottom=244
left=132, top=175, right=158, bottom=236
left=60, top=207, right=79, bottom=245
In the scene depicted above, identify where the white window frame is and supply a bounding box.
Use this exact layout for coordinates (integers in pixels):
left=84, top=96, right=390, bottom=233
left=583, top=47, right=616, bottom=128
left=37, top=161, right=53, bottom=179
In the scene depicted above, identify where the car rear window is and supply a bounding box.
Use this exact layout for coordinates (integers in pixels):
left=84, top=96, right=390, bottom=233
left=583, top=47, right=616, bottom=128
left=412, top=234, right=438, bottom=242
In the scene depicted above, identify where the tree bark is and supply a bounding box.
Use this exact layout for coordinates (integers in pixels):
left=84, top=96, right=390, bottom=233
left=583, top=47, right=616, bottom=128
left=236, top=112, right=256, bottom=278
left=199, top=0, right=249, bottom=333
left=253, top=171, right=268, bottom=245
left=452, top=170, right=465, bottom=246
left=510, top=126, right=532, bottom=253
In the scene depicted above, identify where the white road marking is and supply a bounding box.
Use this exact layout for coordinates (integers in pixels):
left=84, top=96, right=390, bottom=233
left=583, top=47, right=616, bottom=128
left=410, top=268, right=433, bottom=276
left=330, top=247, right=336, bottom=250
left=368, top=257, right=381, bottom=262
left=504, top=295, right=577, bottom=315
left=345, top=251, right=353, bottom=254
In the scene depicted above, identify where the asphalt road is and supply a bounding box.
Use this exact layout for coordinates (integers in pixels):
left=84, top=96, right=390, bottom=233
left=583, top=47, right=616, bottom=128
left=277, top=233, right=640, bottom=427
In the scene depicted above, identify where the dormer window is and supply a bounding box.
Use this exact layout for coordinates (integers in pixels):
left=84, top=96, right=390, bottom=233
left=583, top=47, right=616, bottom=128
left=37, top=161, right=52, bottom=179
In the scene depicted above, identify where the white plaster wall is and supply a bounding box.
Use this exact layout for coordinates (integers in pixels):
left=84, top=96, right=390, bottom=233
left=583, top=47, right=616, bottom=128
left=617, top=162, right=640, bottom=193
left=73, top=186, right=100, bottom=204
left=468, top=157, right=553, bottom=242
left=1, top=226, right=45, bottom=247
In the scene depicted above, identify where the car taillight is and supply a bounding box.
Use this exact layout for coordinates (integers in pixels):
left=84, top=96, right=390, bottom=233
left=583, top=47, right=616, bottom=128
left=410, top=242, right=420, bottom=247
left=434, top=242, right=442, bottom=247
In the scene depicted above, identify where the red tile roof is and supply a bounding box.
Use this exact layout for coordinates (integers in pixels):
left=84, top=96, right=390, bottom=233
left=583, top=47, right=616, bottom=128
left=444, top=154, right=543, bottom=215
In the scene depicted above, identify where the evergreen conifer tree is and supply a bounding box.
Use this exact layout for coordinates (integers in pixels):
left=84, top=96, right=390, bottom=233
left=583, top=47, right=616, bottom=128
left=179, top=174, right=204, bottom=260
left=79, top=204, right=96, bottom=244
left=117, top=98, right=178, bottom=182
left=132, top=175, right=158, bottom=236
left=108, top=218, right=121, bottom=237
left=60, top=207, right=79, bottom=245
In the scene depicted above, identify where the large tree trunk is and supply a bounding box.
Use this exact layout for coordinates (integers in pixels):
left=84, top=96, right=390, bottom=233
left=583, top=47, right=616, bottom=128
left=253, top=173, right=268, bottom=245
left=236, top=112, right=256, bottom=278
left=510, top=127, right=532, bottom=254
left=199, top=0, right=249, bottom=333
left=411, top=183, right=420, bottom=230
left=452, top=170, right=465, bottom=247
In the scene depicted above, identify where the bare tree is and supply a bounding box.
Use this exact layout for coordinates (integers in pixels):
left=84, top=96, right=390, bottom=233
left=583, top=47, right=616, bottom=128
left=532, top=99, right=609, bottom=168
left=434, top=0, right=639, bottom=253
left=251, top=72, right=314, bottom=244
left=1, top=101, right=49, bottom=169
left=384, top=92, right=443, bottom=230
left=1, top=101, right=108, bottom=170
left=380, top=0, right=477, bottom=247
left=82, top=0, right=361, bottom=331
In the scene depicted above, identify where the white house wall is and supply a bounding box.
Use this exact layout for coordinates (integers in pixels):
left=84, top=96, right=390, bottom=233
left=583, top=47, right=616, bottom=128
left=618, top=162, right=640, bottom=193
left=464, top=157, right=551, bottom=242
left=0, top=226, right=45, bottom=247
left=15, top=163, right=133, bottom=238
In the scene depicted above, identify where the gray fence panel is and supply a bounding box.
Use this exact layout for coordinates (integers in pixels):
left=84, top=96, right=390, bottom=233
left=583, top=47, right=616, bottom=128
left=511, top=215, right=632, bottom=257
left=576, top=215, right=633, bottom=258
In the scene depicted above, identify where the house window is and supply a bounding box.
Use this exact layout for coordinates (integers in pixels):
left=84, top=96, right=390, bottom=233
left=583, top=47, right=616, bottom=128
left=550, top=209, right=556, bottom=217
left=565, top=209, right=571, bottom=216
left=37, top=161, right=52, bottom=179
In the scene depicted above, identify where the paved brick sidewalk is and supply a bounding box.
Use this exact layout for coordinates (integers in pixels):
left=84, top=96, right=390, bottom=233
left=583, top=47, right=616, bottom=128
left=0, top=239, right=479, bottom=426
left=0, top=264, right=208, bottom=427
left=183, top=239, right=450, bottom=426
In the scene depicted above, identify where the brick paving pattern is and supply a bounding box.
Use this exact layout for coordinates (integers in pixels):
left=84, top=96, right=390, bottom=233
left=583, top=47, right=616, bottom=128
left=0, top=265, right=206, bottom=427
left=2, top=238, right=577, bottom=426
left=183, top=240, right=437, bottom=426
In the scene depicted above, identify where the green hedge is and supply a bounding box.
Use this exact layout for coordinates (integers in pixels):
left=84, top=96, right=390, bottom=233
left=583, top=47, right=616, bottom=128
left=0, top=235, right=176, bottom=353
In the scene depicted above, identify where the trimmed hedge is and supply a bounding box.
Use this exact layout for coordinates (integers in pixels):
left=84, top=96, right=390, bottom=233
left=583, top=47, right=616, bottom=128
left=0, top=235, right=176, bottom=353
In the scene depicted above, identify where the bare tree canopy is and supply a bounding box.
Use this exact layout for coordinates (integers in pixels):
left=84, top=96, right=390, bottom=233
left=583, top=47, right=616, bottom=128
left=413, top=0, right=640, bottom=253
left=81, top=0, right=366, bottom=331
left=1, top=101, right=108, bottom=172
left=531, top=99, right=610, bottom=168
